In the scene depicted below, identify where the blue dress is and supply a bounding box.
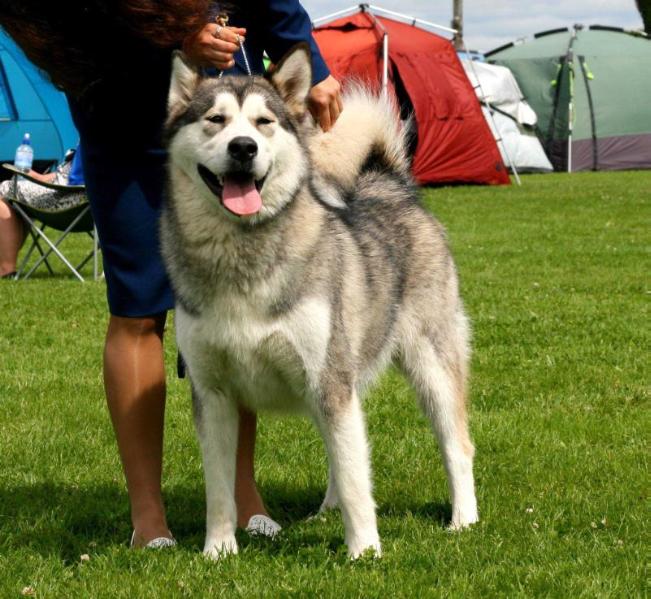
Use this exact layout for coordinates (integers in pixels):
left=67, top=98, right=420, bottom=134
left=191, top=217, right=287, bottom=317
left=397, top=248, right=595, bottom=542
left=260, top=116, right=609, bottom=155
left=70, top=1, right=329, bottom=317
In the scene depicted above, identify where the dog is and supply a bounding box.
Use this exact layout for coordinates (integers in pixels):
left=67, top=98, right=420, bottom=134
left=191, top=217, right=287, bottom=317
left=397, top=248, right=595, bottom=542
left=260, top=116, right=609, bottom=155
left=161, top=44, right=479, bottom=559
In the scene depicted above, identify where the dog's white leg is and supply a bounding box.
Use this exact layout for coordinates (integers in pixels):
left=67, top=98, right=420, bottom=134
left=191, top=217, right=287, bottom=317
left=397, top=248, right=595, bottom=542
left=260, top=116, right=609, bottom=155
left=319, top=465, right=339, bottom=513
left=192, top=384, right=239, bottom=559
left=401, top=334, right=478, bottom=529
left=315, top=392, right=381, bottom=558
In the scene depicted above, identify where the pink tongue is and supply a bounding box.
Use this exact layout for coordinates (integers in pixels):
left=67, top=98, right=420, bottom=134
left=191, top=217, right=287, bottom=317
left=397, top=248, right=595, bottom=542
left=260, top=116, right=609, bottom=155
left=222, top=176, right=262, bottom=216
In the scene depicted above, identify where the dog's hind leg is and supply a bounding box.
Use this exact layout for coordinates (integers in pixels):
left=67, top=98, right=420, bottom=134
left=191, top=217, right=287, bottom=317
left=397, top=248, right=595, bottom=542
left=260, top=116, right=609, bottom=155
left=399, top=319, right=478, bottom=529
left=192, top=383, right=240, bottom=559
left=314, top=390, right=381, bottom=558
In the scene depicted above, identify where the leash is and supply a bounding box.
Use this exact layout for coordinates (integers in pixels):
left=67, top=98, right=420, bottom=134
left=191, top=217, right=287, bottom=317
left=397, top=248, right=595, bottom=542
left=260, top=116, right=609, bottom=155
left=215, top=14, right=252, bottom=78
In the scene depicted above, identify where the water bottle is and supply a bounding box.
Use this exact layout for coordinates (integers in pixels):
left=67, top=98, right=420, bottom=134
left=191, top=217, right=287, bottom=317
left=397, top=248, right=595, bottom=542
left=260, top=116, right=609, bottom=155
left=14, top=133, right=34, bottom=173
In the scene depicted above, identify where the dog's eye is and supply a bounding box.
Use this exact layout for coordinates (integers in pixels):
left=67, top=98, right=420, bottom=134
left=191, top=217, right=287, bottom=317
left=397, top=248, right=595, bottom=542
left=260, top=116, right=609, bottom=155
left=256, top=117, right=274, bottom=126
left=207, top=114, right=225, bottom=124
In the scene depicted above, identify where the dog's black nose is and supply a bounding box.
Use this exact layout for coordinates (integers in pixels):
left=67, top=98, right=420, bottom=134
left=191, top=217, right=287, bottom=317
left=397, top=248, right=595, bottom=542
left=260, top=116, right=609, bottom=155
left=228, top=136, right=258, bottom=162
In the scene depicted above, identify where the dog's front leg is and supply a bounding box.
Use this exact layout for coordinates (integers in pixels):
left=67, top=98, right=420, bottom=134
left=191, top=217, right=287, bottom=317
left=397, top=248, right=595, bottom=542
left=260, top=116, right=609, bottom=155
left=315, top=390, right=381, bottom=559
left=192, top=383, right=239, bottom=559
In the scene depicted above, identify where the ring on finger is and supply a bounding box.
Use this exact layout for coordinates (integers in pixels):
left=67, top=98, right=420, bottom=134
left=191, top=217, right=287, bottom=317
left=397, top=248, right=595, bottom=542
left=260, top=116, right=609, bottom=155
left=214, top=24, right=223, bottom=39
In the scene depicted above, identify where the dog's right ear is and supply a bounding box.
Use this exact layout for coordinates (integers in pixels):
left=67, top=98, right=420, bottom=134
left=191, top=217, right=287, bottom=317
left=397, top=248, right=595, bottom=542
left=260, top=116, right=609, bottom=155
left=168, top=51, right=200, bottom=113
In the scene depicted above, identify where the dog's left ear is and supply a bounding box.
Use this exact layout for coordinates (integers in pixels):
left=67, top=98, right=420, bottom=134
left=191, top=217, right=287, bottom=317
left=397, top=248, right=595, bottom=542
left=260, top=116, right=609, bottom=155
left=270, top=43, right=313, bottom=117
left=168, top=51, right=200, bottom=114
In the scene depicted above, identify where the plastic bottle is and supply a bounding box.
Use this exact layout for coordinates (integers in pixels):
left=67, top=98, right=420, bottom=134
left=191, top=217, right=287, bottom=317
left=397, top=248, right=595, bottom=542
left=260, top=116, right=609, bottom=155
left=14, top=133, right=34, bottom=173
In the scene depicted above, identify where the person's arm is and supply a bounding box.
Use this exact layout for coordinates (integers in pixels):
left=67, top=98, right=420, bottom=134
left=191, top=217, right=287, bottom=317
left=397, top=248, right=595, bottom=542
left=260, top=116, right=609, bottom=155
left=262, top=0, right=342, bottom=131
left=25, top=170, right=57, bottom=183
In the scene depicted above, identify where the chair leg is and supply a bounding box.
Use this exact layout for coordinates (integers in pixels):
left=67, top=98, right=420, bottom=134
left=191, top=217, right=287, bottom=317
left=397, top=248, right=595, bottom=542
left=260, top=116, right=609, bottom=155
left=79, top=228, right=102, bottom=281
left=34, top=224, right=55, bottom=275
left=76, top=252, right=93, bottom=272
left=15, top=227, right=39, bottom=278
left=11, top=203, right=100, bottom=281
left=93, top=226, right=101, bottom=281
left=15, top=220, right=53, bottom=278
left=16, top=205, right=88, bottom=281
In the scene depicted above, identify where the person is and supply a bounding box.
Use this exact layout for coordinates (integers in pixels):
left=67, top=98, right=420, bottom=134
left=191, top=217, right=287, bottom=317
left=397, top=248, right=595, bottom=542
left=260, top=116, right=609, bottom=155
left=0, top=148, right=85, bottom=279
left=0, top=1, right=342, bottom=548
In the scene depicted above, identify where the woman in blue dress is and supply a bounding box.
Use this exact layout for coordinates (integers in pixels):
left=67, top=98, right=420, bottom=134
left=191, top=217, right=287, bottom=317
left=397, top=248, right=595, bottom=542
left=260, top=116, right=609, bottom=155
left=1, top=0, right=342, bottom=547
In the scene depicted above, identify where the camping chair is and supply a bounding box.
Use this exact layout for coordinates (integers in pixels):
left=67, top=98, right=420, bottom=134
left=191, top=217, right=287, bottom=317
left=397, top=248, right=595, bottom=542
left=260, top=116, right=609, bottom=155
left=2, top=164, right=101, bottom=281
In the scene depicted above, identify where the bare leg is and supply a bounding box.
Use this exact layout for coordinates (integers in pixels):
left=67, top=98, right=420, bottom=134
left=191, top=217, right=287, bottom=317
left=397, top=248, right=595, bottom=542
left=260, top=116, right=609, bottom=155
left=235, top=407, right=271, bottom=527
left=105, top=313, right=270, bottom=545
left=0, top=199, right=24, bottom=276
left=104, top=313, right=171, bottom=546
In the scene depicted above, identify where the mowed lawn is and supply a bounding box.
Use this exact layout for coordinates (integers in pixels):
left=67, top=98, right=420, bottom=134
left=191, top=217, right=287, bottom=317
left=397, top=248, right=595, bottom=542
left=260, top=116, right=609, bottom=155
left=0, top=172, right=647, bottom=597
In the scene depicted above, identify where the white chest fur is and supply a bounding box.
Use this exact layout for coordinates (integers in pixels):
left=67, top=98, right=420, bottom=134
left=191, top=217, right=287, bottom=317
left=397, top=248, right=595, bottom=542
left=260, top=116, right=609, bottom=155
left=176, top=292, right=332, bottom=412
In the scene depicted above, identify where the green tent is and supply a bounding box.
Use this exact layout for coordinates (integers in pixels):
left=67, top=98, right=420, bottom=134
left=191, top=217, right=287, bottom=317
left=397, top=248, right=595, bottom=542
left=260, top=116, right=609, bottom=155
left=486, top=26, right=651, bottom=172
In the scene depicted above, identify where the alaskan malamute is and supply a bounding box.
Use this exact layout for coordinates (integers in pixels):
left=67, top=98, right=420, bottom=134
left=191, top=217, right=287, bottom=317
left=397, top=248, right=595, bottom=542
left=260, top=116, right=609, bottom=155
left=162, top=45, right=478, bottom=559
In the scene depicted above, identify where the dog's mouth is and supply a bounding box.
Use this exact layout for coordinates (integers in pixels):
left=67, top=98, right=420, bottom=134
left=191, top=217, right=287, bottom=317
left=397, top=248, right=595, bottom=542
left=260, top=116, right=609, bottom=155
left=198, top=165, right=267, bottom=217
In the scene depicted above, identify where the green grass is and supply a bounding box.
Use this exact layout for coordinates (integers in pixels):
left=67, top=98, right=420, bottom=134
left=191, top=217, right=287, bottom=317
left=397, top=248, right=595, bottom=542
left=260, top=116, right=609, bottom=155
left=1, top=172, right=648, bottom=597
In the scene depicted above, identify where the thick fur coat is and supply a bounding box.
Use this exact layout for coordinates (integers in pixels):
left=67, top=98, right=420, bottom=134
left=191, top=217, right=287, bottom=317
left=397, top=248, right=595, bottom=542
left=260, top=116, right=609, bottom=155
left=161, top=45, right=478, bottom=559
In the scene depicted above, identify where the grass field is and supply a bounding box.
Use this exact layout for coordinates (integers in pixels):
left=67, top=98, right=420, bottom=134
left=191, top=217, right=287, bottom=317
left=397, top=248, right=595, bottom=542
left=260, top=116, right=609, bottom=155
left=0, top=172, right=648, bottom=597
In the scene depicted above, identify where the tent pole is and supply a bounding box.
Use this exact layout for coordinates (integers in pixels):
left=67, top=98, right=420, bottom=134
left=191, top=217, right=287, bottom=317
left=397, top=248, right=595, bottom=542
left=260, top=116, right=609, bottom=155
left=461, top=40, right=521, bottom=185
left=361, top=8, right=389, bottom=95
left=567, top=101, right=573, bottom=172
left=452, top=0, right=463, bottom=50
left=382, top=33, right=389, bottom=96
left=367, top=5, right=457, bottom=35
left=567, top=55, right=575, bottom=172
left=566, top=55, right=574, bottom=173
left=565, top=26, right=579, bottom=173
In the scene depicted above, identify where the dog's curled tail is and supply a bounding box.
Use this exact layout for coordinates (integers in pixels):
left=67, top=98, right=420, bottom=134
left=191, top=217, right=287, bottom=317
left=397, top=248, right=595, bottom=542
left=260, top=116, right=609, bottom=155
left=309, top=84, right=411, bottom=189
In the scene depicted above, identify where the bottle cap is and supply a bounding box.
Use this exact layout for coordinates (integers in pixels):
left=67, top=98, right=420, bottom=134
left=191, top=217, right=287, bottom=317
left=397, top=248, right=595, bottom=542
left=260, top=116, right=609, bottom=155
left=22, top=133, right=31, bottom=145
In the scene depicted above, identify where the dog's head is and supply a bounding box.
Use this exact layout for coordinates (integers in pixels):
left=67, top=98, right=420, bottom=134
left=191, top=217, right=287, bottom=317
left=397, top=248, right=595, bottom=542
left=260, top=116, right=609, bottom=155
left=165, top=44, right=313, bottom=225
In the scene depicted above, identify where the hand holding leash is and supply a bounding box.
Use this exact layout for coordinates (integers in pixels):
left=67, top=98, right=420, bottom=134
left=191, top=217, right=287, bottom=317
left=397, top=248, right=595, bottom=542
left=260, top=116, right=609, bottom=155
left=183, top=16, right=246, bottom=70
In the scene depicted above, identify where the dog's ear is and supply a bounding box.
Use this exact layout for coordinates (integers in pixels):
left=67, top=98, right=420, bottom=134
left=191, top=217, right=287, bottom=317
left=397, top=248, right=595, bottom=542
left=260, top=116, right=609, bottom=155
left=270, top=43, right=312, bottom=117
left=168, top=51, right=200, bottom=113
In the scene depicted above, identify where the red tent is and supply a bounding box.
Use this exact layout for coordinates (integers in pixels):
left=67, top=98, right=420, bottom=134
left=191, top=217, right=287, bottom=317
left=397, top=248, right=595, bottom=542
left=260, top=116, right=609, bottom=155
left=313, top=7, right=510, bottom=185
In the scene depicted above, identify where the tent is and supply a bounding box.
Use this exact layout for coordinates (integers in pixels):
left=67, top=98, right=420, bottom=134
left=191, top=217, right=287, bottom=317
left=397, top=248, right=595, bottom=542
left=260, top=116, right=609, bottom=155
left=460, top=59, right=553, bottom=173
left=0, top=28, right=78, bottom=167
left=486, top=26, right=651, bottom=172
left=312, top=6, right=510, bottom=186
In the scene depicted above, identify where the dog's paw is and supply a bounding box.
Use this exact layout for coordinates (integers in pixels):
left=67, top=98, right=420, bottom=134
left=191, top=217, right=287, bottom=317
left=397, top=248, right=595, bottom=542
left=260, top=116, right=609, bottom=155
left=347, top=533, right=382, bottom=560
left=203, top=536, right=238, bottom=560
left=449, top=505, right=479, bottom=531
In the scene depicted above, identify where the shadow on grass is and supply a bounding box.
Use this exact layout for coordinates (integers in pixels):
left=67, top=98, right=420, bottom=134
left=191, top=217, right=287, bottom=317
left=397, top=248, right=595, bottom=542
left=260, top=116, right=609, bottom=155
left=0, top=480, right=451, bottom=562
left=379, top=500, right=451, bottom=526
left=0, top=482, right=133, bottom=562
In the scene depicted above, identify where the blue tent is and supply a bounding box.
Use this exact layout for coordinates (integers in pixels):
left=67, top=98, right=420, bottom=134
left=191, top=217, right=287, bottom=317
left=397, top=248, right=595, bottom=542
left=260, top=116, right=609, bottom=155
left=0, top=28, right=78, bottom=166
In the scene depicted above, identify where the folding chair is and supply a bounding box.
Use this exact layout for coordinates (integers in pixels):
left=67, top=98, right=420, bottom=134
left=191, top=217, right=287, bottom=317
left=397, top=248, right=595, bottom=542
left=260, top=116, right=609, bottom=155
left=2, top=163, right=101, bottom=281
